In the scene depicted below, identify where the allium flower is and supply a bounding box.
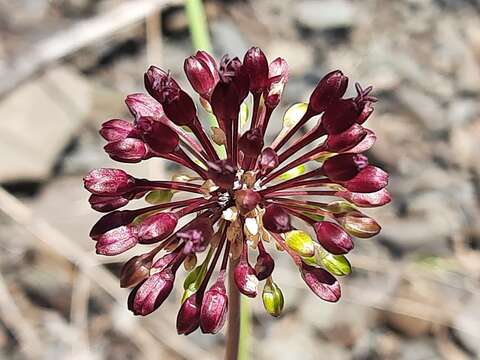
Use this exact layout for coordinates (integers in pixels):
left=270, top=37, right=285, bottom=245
left=84, top=47, right=390, bottom=335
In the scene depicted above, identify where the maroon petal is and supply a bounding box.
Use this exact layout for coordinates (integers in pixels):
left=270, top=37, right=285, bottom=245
left=322, top=153, right=369, bottom=181
left=184, top=51, right=218, bottom=99
left=238, top=128, right=264, bottom=157
left=357, top=101, right=374, bottom=124
left=136, top=117, right=179, bottom=154
left=254, top=250, right=275, bottom=281
left=243, top=47, right=269, bottom=93
left=200, top=271, right=228, bottom=334
left=125, top=93, right=164, bottom=120
left=309, top=70, right=348, bottom=114
left=90, top=210, right=136, bottom=240
left=234, top=259, right=258, bottom=297
left=344, top=129, right=376, bottom=153
left=178, top=217, right=214, bottom=253
left=84, top=168, right=135, bottom=196
left=322, top=99, right=360, bottom=135
left=266, top=57, right=288, bottom=108
left=325, top=124, right=367, bottom=153
left=96, top=225, right=138, bottom=256
left=314, top=221, right=353, bottom=255
left=259, top=147, right=279, bottom=175
left=104, top=138, right=147, bottom=163
left=120, top=253, right=153, bottom=288
left=300, top=264, right=341, bottom=302
left=340, top=165, right=389, bottom=193
left=152, top=252, right=177, bottom=272
left=88, top=194, right=130, bottom=212
left=99, top=119, right=135, bottom=142
left=207, top=160, right=237, bottom=189
left=177, top=293, right=201, bottom=335
left=128, top=268, right=175, bottom=316
left=137, top=212, right=178, bottom=244
left=336, top=188, right=391, bottom=207
left=262, top=204, right=292, bottom=233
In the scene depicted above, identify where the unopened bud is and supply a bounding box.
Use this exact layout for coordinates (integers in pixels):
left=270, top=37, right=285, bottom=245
left=336, top=211, right=381, bottom=238
left=137, top=212, right=178, bottom=244
left=234, top=258, right=258, bottom=297
left=262, top=204, right=292, bottom=233
left=84, top=168, right=135, bottom=196
left=145, top=190, right=173, bottom=205
left=322, top=153, right=369, bottom=182
left=99, top=119, right=135, bottom=142
left=255, top=249, right=275, bottom=281
left=300, top=264, right=341, bottom=302
left=314, top=221, right=353, bottom=255
left=285, top=230, right=316, bottom=257
left=177, top=293, right=201, bottom=335
left=259, top=148, right=279, bottom=175
left=309, top=70, right=348, bottom=114
left=104, top=138, right=147, bottom=163
left=238, top=128, right=264, bottom=157
left=316, top=248, right=351, bottom=276
left=120, top=253, right=153, bottom=288
left=200, top=271, right=228, bottom=334
left=262, top=278, right=284, bottom=317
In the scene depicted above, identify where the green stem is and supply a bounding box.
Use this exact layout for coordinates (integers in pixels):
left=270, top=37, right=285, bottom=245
left=185, top=0, right=227, bottom=158
left=238, top=296, right=249, bottom=360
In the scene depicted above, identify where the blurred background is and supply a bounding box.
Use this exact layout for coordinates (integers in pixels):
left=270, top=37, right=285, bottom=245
left=1, top=0, right=480, bottom=359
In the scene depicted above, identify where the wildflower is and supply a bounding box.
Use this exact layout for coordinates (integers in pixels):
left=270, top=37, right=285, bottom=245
left=84, top=46, right=390, bottom=335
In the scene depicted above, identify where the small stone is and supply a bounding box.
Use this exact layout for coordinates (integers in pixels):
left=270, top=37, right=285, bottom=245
left=295, top=0, right=355, bottom=31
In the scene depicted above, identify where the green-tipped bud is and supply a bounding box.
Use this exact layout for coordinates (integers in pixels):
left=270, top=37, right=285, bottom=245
left=283, top=102, right=308, bottom=129
left=145, top=190, right=173, bottom=204
left=262, top=278, right=284, bottom=317
left=278, top=164, right=305, bottom=181
left=317, top=248, right=351, bottom=276
left=337, top=211, right=381, bottom=238
left=285, top=230, right=316, bottom=257
left=301, top=254, right=318, bottom=267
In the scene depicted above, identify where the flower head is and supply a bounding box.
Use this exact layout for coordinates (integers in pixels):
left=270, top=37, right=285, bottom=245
left=84, top=46, right=390, bottom=334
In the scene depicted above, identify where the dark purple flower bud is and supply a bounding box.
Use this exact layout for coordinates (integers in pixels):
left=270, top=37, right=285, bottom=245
left=255, top=250, right=274, bottom=281
left=128, top=268, right=175, bottom=316
left=262, top=204, right=292, bottom=233
left=325, top=124, right=367, bottom=153
left=84, top=168, right=135, bottom=196
left=234, top=258, right=258, bottom=297
left=104, top=138, right=148, bottom=163
left=322, top=99, right=360, bottom=135
left=90, top=210, right=137, bottom=240
left=88, top=194, right=130, bottom=212
left=259, top=147, right=279, bottom=175
left=96, top=225, right=138, bottom=256
left=336, top=188, right=391, bottom=208
left=100, top=119, right=135, bottom=142
left=238, top=128, right=264, bottom=157
left=184, top=51, right=219, bottom=100
left=136, top=117, right=179, bottom=154
left=137, top=212, right=178, bottom=244
left=120, top=253, right=153, bottom=288
left=211, top=57, right=250, bottom=121
left=235, top=189, right=262, bottom=215
left=178, top=217, right=214, bottom=253
left=207, top=160, right=237, bottom=189
left=309, top=70, right=348, bottom=114
left=144, top=66, right=197, bottom=127
left=125, top=93, right=164, bottom=121
left=210, top=81, right=242, bottom=121
left=314, top=221, right=353, bottom=255
left=177, top=293, right=201, bottom=335
left=322, top=153, right=369, bottom=181
left=243, top=47, right=269, bottom=93
left=344, top=129, right=376, bottom=154
left=300, top=264, right=341, bottom=302
left=266, top=57, right=288, bottom=109
left=340, top=165, right=389, bottom=193
left=200, top=271, right=228, bottom=334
